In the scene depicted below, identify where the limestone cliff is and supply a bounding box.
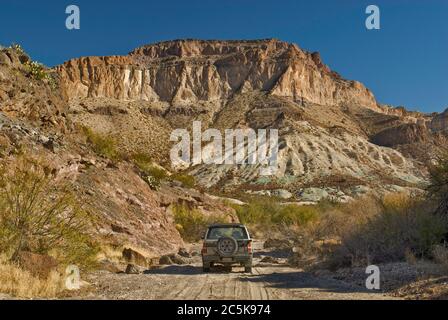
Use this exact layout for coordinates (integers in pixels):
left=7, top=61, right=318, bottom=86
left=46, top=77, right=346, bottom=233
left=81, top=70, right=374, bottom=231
left=57, top=39, right=378, bottom=110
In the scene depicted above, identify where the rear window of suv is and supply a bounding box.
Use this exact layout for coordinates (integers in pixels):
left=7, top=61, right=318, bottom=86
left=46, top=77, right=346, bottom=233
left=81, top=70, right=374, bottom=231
left=206, top=226, right=248, bottom=240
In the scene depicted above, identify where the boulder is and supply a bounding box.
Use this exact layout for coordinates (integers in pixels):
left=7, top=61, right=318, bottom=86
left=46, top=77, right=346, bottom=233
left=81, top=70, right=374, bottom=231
left=297, top=188, right=329, bottom=202
left=178, top=248, right=191, bottom=258
left=159, top=253, right=188, bottom=265
left=271, top=189, right=293, bottom=199
left=159, top=255, right=173, bottom=265
left=260, top=256, right=280, bottom=264
left=263, top=238, right=294, bottom=250
left=125, top=264, right=141, bottom=274
left=122, top=248, right=148, bottom=267
left=99, top=259, right=122, bottom=273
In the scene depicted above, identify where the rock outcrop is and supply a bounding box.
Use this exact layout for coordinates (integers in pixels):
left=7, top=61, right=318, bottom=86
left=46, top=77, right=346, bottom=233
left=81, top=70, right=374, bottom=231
left=53, top=39, right=448, bottom=193
left=57, top=39, right=378, bottom=110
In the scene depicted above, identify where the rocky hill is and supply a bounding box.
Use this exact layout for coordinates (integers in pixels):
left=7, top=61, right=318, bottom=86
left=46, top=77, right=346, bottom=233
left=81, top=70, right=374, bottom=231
left=0, top=45, right=235, bottom=257
left=54, top=39, right=448, bottom=202
left=1, top=39, right=447, bottom=253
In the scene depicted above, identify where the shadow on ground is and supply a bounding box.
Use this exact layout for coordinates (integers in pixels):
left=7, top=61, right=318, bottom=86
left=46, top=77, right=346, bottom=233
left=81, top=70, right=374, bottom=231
left=144, top=265, right=245, bottom=275
left=239, top=271, right=377, bottom=295
left=254, top=249, right=292, bottom=259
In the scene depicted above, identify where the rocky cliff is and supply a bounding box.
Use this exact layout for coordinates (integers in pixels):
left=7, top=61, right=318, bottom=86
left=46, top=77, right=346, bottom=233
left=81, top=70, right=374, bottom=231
left=52, top=39, right=448, bottom=200
left=57, top=39, right=378, bottom=110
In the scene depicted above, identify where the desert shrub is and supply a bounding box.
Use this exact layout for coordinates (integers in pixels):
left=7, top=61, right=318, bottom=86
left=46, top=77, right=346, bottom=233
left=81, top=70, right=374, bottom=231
left=172, top=204, right=226, bottom=242
left=328, top=194, right=447, bottom=267
left=0, top=155, right=98, bottom=268
left=428, top=151, right=448, bottom=217
left=171, top=173, right=196, bottom=188
left=0, top=255, right=64, bottom=298
left=232, top=198, right=276, bottom=225
left=231, top=198, right=318, bottom=227
left=131, top=152, right=168, bottom=190
left=428, top=152, right=448, bottom=196
left=82, top=127, right=120, bottom=161
left=24, top=61, right=48, bottom=80
left=132, top=152, right=152, bottom=167
left=272, top=204, right=319, bottom=225
left=10, top=43, right=26, bottom=55
left=432, top=244, right=448, bottom=271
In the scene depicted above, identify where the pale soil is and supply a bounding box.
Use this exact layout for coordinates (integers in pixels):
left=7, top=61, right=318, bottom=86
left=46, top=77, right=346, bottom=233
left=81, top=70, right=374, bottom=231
left=73, top=242, right=396, bottom=300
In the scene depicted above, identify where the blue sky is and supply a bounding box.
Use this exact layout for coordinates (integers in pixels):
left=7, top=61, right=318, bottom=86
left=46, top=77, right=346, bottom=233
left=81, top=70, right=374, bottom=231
left=1, top=0, right=447, bottom=112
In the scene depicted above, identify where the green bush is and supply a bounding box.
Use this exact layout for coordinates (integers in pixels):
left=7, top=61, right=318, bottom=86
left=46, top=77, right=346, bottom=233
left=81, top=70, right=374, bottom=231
left=0, top=155, right=98, bottom=269
left=131, top=152, right=168, bottom=190
left=82, top=127, right=120, bottom=161
left=328, top=194, right=447, bottom=267
left=173, top=204, right=226, bottom=242
left=10, top=43, right=25, bottom=55
left=24, top=61, right=47, bottom=80
left=171, top=173, right=196, bottom=188
left=231, top=198, right=318, bottom=227
left=272, top=204, right=319, bottom=225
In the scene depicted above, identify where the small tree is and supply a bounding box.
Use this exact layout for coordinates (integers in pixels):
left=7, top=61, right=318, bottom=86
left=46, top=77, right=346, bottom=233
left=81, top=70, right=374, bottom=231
left=428, top=151, right=448, bottom=216
left=0, top=155, right=94, bottom=263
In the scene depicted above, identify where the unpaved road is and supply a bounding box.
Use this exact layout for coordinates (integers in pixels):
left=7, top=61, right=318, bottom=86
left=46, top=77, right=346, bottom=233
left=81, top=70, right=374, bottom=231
left=80, top=242, right=397, bottom=300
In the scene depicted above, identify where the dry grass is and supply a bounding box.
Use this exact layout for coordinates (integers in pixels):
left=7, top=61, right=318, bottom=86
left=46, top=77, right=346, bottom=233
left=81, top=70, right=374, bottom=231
left=432, top=245, right=448, bottom=271
left=287, top=193, right=448, bottom=269
left=0, top=256, right=64, bottom=298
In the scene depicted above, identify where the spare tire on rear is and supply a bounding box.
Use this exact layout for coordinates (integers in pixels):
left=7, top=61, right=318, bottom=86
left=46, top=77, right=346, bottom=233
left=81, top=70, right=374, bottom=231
left=217, top=237, right=238, bottom=257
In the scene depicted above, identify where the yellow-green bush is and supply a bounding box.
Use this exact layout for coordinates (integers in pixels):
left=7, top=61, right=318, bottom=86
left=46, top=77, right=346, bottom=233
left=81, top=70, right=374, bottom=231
left=172, top=204, right=226, bottom=242
left=172, top=173, right=196, bottom=188
left=0, top=155, right=98, bottom=269
left=132, top=152, right=167, bottom=185
left=82, top=127, right=120, bottom=161
left=272, top=204, right=319, bottom=225
left=231, top=198, right=318, bottom=227
left=324, top=194, right=447, bottom=267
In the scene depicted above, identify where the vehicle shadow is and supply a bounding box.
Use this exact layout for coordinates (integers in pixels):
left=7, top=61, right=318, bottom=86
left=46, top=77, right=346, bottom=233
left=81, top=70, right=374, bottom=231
left=144, top=264, right=246, bottom=275
left=239, top=271, right=380, bottom=294
left=144, top=265, right=203, bottom=275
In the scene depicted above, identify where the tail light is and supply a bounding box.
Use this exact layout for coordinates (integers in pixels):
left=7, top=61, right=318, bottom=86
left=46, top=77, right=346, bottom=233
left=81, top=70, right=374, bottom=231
left=247, top=240, right=252, bottom=254
left=201, top=243, right=207, bottom=255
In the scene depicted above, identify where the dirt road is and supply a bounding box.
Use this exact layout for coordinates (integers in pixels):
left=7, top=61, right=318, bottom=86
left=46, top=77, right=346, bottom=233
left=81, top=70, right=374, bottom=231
left=80, top=242, right=396, bottom=300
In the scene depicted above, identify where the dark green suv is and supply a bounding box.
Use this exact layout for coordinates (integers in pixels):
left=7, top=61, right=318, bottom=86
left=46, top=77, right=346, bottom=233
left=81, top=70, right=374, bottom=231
left=201, top=223, right=253, bottom=273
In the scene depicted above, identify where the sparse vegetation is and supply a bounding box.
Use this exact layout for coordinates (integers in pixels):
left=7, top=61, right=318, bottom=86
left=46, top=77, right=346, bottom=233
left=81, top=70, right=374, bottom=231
left=0, top=155, right=99, bottom=269
left=230, top=198, right=318, bottom=227
left=82, top=126, right=120, bottom=161
left=0, top=255, right=64, bottom=298
left=9, top=43, right=58, bottom=89
left=171, top=173, right=196, bottom=188
left=172, top=203, right=227, bottom=242
left=10, top=43, right=26, bottom=55
left=131, top=152, right=168, bottom=190
left=282, top=193, right=448, bottom=269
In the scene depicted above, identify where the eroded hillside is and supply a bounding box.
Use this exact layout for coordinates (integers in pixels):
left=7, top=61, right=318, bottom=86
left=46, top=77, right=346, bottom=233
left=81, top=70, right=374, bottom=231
left=54, top=39, right=448, bottom=201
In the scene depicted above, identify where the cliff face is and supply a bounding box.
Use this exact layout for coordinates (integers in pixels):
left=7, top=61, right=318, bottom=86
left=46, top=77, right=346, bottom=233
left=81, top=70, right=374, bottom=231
left=57, top=39, right=378, bottom=109
left=53, top=39, right=448, bottom=196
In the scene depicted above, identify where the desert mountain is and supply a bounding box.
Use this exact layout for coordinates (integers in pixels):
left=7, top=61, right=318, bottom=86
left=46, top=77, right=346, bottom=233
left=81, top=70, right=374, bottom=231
left=0, top=45, right=234, bottom=256
left=1, top=39, right=447, bottom=253
left=56, top=39, right=447, bottom=201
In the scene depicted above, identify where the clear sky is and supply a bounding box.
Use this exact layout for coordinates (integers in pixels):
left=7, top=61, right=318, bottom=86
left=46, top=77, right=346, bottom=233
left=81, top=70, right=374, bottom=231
left=1, top=0, right=447, bottom=113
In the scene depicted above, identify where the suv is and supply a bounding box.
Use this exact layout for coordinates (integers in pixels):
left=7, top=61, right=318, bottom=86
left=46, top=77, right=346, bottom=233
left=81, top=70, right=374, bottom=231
left=201, top=223, right=253, bottom=273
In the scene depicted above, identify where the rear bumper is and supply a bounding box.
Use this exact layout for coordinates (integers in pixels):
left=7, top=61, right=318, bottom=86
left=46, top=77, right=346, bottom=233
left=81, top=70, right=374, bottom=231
left=202, top=255, right=252, bottom=266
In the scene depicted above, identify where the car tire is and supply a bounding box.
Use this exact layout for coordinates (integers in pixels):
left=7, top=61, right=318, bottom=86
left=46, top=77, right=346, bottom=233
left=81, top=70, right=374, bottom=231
left=217, top=237, right=238, bottom=257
